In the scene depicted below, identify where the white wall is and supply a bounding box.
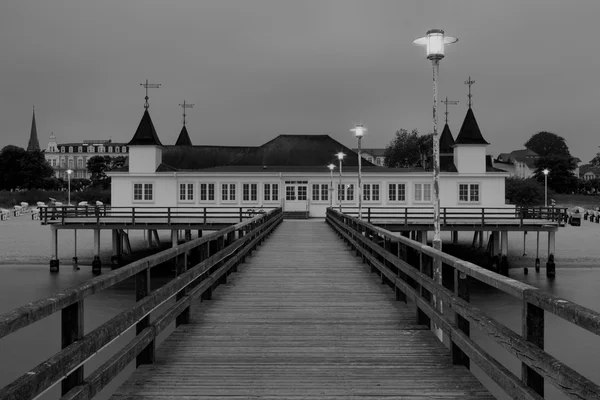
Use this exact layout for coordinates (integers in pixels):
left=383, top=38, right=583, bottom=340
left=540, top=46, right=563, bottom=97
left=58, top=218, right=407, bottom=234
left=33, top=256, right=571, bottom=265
left=128, top=146, right=162, bottom=173
left=454, top=145, right=487, bottom=173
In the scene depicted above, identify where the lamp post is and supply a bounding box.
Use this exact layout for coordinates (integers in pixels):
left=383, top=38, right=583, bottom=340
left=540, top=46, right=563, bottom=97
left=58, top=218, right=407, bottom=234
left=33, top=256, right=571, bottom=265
left=327, top=163, right=336, bottom=207
left=66, top=169, right=73, bottom=206
left=543, top=169, right=549, bottom=207
left=351, top=124, right=366, bottom=220
left=413, top=29, right=458, bottom=251
left=335, top=152, right=345, bottom=212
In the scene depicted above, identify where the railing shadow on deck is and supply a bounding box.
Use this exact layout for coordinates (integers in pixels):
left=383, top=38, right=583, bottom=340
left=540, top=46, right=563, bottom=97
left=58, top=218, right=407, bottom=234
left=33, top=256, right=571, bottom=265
left=326, top=208, right=600, bottom=400
left=0, top=208, right=283, bottom=400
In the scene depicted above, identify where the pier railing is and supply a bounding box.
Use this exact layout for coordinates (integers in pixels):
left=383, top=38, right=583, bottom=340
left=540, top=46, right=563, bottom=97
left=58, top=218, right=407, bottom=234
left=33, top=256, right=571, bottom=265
left=338, top=206, right=567, bottom=226
left=326, top=208, right=600, bottom=399
left=39, top=205, right=278, bottom=225
left=0, top=208, right=283, bottom=400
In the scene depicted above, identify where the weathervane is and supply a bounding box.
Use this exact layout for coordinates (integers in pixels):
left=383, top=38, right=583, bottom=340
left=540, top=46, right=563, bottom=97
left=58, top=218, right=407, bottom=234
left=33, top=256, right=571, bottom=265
left=464, top=76, right=475, bottom=108
left=140, top=79, right=161, bottom=109
left=179, top=100, right=195, bottom=125
left=441, top=97, right=459, bottom=124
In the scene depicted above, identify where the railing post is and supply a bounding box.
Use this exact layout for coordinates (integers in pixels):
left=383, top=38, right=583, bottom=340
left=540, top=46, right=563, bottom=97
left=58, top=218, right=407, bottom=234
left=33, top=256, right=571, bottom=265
left=443, top=207, right=447, bottom=225
left=61, top=206, right=65, bottom=224
left=167, top=207, right=171, bottom=225
left=95, top=206, right=100, bottom=224
left=481, top=208, right=485, bottom=226
left=404, top=208, right=408, bottom=226
left=204, top=207, right=207, bottom=224
left=367, top=207, right=371, bottom=223
left=61, top=300, right=84, bottom=395
left=452, top=269, right=470, bottom=368
left=132, top=207, right=136, bottom=225
left=417, top=251, right=431, bottom=328
left=522, top=299, right=544, bottom=396
left=136, top=267, right=155, bottom=366
left=239, top=207, right=243, bottom=222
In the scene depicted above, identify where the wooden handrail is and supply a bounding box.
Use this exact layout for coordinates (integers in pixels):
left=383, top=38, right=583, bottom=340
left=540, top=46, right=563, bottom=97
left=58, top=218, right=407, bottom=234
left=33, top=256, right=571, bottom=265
left=0, top=208, right=283, bottom=400
left=326, top=208, right=600, bottom=399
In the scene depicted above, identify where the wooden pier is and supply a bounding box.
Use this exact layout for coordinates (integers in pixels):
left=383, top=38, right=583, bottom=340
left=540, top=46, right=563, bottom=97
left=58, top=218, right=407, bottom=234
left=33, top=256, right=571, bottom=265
left=2, top=208, right=599, bottom=399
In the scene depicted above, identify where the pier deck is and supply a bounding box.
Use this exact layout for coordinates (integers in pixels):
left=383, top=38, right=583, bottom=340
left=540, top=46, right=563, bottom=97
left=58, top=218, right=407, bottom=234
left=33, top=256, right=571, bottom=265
left=111, top=220, right=492, bottom=399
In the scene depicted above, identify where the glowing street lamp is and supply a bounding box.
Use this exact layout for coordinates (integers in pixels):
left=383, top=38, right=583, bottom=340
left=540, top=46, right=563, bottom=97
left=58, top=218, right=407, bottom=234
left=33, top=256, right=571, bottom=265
left=66, top=169, right=73, bottom=206
left=327, top=163, right=336, bottom=207
left=335, top=152, right=346, bottom=212
left=413, top=29, right=457, bottom=251
left=351, top=124, right=366, bottom=220
left=543, top=169, right=550, bottom=207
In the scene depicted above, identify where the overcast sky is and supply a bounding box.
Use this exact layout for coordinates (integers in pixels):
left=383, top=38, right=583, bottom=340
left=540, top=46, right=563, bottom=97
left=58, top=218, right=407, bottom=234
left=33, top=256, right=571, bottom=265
left=1, top=0, right=599, bottom=162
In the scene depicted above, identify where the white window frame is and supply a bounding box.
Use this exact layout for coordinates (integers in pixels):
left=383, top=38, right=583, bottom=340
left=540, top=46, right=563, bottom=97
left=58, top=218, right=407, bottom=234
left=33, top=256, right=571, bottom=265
left=221, top=183, right=237, bottom=203
left=122, top=146, right=127, bottom=153
left=198, top=182, right=216, bottom=202
left=115, top=146, right=120, bottom=153
left=242, top=183, right=258, bottom=203
left=311, top=183, right=330, bottom=202
left=414, top=182, right=432, bottom=203
left=458, top=182, right=481, bottom=204
left=68, top=146, right=73, bottom=153
left=179, top=182, right=195, bottom=202
left=388, top=182, right=407, bottom=203
left=362, top=183, right=381, bottom=203
left=77, top=146, right=82, bottom=153
left=263, top=183, right=279, bottom=202
left=133, top=182, right=154, bottom=202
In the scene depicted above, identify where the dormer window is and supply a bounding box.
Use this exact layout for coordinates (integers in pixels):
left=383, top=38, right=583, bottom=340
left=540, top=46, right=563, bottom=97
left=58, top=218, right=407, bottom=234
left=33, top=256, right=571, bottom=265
left=98, top=146, right=105, bottom=153
left=61, top=147, right=65, bottom=153
left=108, top=146, right=113, bottom=153
left=68, top=146, right=73, bottom=153
left=115, top=147, right=120, bottom=153
left=89, top=146, right=94, bottom=153
left=77, top=146, right=82, bottom=153
left=122, top=146, right=127, bottom=153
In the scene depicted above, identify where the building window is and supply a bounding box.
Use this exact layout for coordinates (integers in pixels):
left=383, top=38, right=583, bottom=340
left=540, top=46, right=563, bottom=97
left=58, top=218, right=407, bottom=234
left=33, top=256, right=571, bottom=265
left=68, top=146, right=73, bottom=153
left=459, top=183, right=480, bottom=203
left=122, top=146, right=127, bottom=153
left=221, top=183, right=236, bottom=201
left=68, top=158, right=74, bottom=169
left=311, top=184, right=329, bottom=201
left=388, top=183, right=406, bottom=202
left=414, top=183, right=432, bottom=202
left=88, top=146, right=94, bottom=153
left=108, top=146, right=113, bottom=153
left=242, top=183, right=258, bottom=202
left=115, top=146, right=120, bottom=153
left=347, top=184, right=354, bottom=201
left=179, top=183, right=194, bottom=201
left=77, top=158, right=83, bottom=169
left=133, top=183, right=153, bottom=201
left=98, top=146, right=105, bottom=153
left=199, top=183, right=215, bottom=201
left=264, top=183, right=279, bottom=201
left=61, top=147, right=65, bottom=153
left=77, top=146, right=82, bottom=153
left=337, top=184, right=345, bottom=201
left=363, top=184, right=379, bottom=201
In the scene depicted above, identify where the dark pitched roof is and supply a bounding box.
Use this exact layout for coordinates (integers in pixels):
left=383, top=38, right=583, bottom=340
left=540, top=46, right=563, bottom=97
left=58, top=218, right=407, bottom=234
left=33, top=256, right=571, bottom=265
left=162, top=145, right=254, bottom=170
left=27, top=110, right=40, bottom=151
left=509, top=148, right=539, bottom=168
left=439, top=123, right=455, bottom=153
left=175, top=126, right=192, bottom=146
left=486, top=155, right=508, bottom=172
left=227, top=134, right=375, bottom=167
left=579, top=164, right=600, bottom=176
left=454, top=108, right=489, bottom=145
left=127, top=110, right=163, bottom=146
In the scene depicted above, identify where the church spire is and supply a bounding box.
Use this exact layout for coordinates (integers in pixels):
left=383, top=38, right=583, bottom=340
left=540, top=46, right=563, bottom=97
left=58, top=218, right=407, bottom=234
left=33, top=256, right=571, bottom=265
left=27, top=106, right=40, bottom=151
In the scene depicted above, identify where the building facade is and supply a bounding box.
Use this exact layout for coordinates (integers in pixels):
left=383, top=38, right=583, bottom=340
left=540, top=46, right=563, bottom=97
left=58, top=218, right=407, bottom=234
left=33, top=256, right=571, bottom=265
left=493, top=149, right=540, bottom=178
left=44, top=133, right=129, bottom=180
left=109, top=105, right=510, bottom=217
left=353, top=148, right=387, bottom=166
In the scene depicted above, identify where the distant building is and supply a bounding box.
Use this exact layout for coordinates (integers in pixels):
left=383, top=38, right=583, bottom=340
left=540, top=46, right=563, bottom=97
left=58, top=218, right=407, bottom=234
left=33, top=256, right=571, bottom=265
left=493, top=149, right=540, bottom=178
left=353, top=148, right=386, bottom=166
left=27, top=108, right=41, bottom=152
left=579, top=164, right=600, bottom=180
left=44, top=133, right=129, bottom=180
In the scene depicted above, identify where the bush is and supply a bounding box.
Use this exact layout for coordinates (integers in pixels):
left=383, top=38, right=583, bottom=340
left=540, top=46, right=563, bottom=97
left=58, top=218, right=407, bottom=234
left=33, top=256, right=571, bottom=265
left=505, top=177, right=545, bottom=206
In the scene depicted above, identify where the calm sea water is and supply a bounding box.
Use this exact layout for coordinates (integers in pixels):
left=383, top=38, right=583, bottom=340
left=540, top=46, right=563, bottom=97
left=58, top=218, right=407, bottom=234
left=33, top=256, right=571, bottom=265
left=0, top=264, right=598, bottom=400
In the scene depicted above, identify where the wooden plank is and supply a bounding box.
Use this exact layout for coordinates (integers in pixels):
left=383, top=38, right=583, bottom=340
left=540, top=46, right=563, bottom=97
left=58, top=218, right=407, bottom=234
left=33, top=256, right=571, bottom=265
left=112, top=220, right=492, bottom=399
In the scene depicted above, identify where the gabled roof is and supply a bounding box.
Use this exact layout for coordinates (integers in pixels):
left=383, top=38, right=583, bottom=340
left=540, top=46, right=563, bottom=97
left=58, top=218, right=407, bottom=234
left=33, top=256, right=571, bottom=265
left=162, top=145, right=253, bottom=170
left=175, top=126, right=192, bottom=146
left=486, top=155, right=508, bottom=172
left=27, top=109, right=40, bottom=151
left=579, top=164, right=600, bottom=176
left=509, top=149, right=539, bottom=168
left=127, top=110, right=163, bottom=146
left=227, top=134, right=375, bottom=167
left=454, top=108, right=489, bottom=145
left=439, top=123, right=455, bottom=153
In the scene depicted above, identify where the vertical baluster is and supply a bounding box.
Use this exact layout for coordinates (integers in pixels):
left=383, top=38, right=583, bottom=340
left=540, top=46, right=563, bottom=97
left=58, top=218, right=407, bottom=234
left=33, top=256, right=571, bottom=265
left=61, top=300, right=84, bottom=395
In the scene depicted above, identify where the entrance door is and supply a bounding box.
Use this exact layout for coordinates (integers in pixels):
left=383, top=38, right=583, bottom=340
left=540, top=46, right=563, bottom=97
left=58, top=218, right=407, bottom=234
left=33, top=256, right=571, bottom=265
left=284, top=181, right=308, bottom=212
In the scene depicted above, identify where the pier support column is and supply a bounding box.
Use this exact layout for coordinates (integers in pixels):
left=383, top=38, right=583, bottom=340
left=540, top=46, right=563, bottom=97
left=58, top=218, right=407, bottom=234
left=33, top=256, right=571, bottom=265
left=417, top=231, right=427, bottom=245
left=451, top=231, right=458, bottom=244
left=111, top=230, right=120, bottom=270
left=500, top=231, right=509, bottom=276
left=478, top=230, right=484, bottom=249
left=72, top=229, right=79, bottom=270
left=522, top=231, right=529, bottom=274
left=147, top=229, right=153, bottom=248
left=535, top=232, right=541, bottom=272
left=92, top=229, right=102, bottom=275
left=50, top=228, right=59, bottom=272
left=185, top=230, right=192, bottom=241
left=546, top=231, right=556, bottom=278
left=198, top=229, right=203, bottom=239
left=171, top=230, right=178, bottom=247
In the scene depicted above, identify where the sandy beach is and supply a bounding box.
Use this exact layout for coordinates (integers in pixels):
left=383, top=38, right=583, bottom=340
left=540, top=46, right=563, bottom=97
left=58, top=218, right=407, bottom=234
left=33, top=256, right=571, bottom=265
left=0, top=213, right=598, bottom=268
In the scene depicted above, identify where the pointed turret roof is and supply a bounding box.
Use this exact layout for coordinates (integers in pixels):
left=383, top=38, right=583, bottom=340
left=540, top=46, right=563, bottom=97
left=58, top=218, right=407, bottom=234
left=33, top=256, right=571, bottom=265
left=175, top=125, right=192, bottom=146
left=439, top=123, right=455, bottom=153
left=454, top=108, right=489, bottom=145
left=27, top=109, right=40, bottom=151
left=127, top=109, right=163, bottom=146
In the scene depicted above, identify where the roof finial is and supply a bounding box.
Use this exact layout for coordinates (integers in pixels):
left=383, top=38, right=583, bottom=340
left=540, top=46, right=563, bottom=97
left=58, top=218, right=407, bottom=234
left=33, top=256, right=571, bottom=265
left=464, top=76, right=475, bottom=108
left=140, top=79, right=161, bottom=109
left=179, top=100, right=195, bottom=125
left=441, top=96, right=459, bottom=124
